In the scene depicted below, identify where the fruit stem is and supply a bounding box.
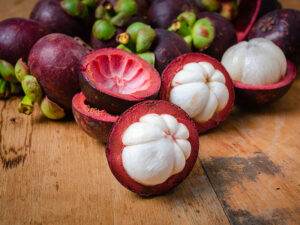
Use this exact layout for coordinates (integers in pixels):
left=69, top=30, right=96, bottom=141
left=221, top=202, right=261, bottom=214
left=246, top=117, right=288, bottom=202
left=116, top=32, right=130, bottom=45
left=21, top=75, right=43, bottom=104
left=18, top=96, right=34, bottom=115
left=40, top=96, right=66, bottom=120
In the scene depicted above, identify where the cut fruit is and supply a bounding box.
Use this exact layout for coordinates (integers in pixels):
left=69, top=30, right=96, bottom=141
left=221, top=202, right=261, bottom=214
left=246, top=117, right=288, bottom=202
left=72, top=92, right=118, bottom=143
left=161, top=53, right=234, bottom=133
left=106, top=100, right=199, bottom=197
left=80, top=48, right=161, bottom=115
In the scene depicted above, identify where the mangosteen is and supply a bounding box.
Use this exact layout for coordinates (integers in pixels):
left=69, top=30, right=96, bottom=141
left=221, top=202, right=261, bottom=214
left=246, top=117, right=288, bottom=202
left=169, top=11, right=237, bottom=60
left=79, top=48, right=161, bottom=115
left=28, top=33, right=90, bottom=112
left=221, top=38, right=296, bottom=106
left=30, top=0, right=93, bottom=41
left=106, top=100, right=199, bottom=197
left=72, top=92, right=118, bottom=142
left=248, top=9, right=300, bottom=65
left=0, top=18, right=48, bottom=65
left=160, top=52, right=235, bottom=133
left=148, top=0, right=199, bottom=29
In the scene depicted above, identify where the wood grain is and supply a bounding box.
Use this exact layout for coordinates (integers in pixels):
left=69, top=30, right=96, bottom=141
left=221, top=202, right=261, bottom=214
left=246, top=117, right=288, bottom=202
left=0, top=0, right=299, bottom=225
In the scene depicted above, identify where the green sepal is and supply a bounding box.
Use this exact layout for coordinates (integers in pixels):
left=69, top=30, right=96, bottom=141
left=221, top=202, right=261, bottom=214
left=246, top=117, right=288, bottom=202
left=136, top=27, right=156, bottom=53
left=81, top=0, right=98, bottom=8
left=40, top=97, right=66, bottom=120
left=192, top=18, right=215, bottom=50
left=183, top=35, right=193, bottom=47
left=92, top=19, right=116, bottom=41
left=177, top=11, right=196, bottom=27
left=21, top=75, right=43, bottom=103
left=200, top=0, right=221, bottom=12
left=0, top=59, right=18, bottom=83
left=15, top=58, right=30, bottom=82
left=220, top=1, right=238, bottom=21
left=18, top=96, right=34, bottom=115
left=117, top=44, right=133, bottom=53
left=95, top=5, right=106, bottom=19
left=114, top=0, right=138, bottom=15
left=61, top=0, right=89, bottom=19
left=110, top=11, right=132, bottom=27
left=0, top=77, right=9, bottom=99
left=137, top=52, right=155, bottom=66
left=126, top=22, right=149, bottom=41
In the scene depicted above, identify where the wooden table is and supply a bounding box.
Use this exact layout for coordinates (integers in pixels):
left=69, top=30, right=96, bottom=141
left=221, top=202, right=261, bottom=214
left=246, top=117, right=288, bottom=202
left=0, top=0, right=299, bottom=224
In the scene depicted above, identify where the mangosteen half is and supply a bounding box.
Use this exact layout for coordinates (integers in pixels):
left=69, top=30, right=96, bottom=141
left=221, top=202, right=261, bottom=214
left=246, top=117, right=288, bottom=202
left=248, top=9, right=300, bottom=65
left=161, top=52, right=235, bottom=133
left=221, top=38, right=296, bottom=107
left=0, top=18, right=48, bottom=65
left=79, top=48, right=161, bottom=115
left=72, top=92, right=118, bottom=143
left=106, top=100, right=199, bottom=197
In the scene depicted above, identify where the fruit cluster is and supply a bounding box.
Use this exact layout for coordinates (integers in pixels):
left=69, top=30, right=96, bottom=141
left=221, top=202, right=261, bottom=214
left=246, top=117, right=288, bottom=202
left=0, top=0, right=299, bottom=197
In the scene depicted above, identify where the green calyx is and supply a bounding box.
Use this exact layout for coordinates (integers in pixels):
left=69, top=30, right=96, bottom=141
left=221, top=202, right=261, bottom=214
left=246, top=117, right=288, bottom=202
left=0, top=59, right=18, bottom=83
left=177, top=11, right=196, bottom=27
left=137, top=52, right=155, bottom=66
left=192, top=18, right=215, bottom=50
left=200, top=0, right=221, bottom=12
left=40, top=97, right=66, bottom=120
left=220, top=1, right=238, bottom=21
left=114, top=0, right=138, bottom=16
left=92, top=19, right=116, bottom=40
left=81, top=0, right=98, bottom=8
left=136, top=27, right=156, bottom=53
left=0, top=77, right=9, bottom=99
left=15, top=58, right=29, bottom=82
left=21, top=75, right=43, bottom=104
left=117, top=44, right=133, bottom=53
left=10, top=83, right=22, bottom=95
left=18, top=96, right=34, bottom=115
left=61, top=0, right=89, bottom=19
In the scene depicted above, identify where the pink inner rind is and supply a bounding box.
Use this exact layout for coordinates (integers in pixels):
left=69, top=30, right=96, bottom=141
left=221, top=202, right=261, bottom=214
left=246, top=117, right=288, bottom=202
left=234, top=61, right=296, bottom=90
left=235, top=0, right=261, bottom=42
left=81, top=49, right=160, bottom=101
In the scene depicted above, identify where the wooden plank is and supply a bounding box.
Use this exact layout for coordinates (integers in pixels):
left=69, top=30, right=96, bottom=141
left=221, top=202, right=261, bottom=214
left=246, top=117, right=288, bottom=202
left=0, top=98, right=229, bottom=225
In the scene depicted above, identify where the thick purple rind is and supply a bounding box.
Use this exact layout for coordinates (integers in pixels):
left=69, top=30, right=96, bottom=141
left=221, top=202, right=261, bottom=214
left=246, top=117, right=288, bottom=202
left=72, top=92, right=117, bottom=143
left=28, top=33, right=89, bottom=111
left=234, top=61, right=296, bottom=107
left=79, top=73, right=159, bottom=115
left=148, top=0, right=199, bottom=29
left=248, top=9, right=300, bottom=65
left=30, top=0, right=93, bottom=41
left=153, top=29, right=192, bottom=74
left=0, top=18, right=48, bottom=65
left=196, top=12, right=237, bottom=60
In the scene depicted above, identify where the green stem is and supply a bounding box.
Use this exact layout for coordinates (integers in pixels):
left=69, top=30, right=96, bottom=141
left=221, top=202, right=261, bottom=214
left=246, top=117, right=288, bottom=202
left=18, top=96, right=34, bottom=115
left=21, top=75, right=43, bottom=103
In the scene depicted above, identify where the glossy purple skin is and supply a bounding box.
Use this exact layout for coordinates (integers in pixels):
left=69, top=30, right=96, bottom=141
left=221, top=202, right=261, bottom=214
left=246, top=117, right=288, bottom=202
left=248, top=9, right=300, bottom=65
left=152, top=29, right=192, bottom=74
left=30, top=0, right=93, bottom=41
left=28, top=34, right=89, bottom=110
left=148, top=0, right=199, bottom=29
left=0, top=18, right=48, bottom=65
left=197, top=12, right=237, bottom=60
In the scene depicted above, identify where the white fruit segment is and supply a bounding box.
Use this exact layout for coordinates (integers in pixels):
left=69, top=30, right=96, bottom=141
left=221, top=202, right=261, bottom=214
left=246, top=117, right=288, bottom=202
left=221, top=38, right=287, bottom=86
left=122, top=113, right=191, bottom=186
left=169, top=62, right=229, bottom=123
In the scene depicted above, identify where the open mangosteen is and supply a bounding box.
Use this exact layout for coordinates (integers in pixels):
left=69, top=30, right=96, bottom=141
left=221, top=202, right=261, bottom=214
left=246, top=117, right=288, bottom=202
left=248, top=9, right=300, bottom=65
left=106, top=100, right=199, bottom=197
left=160, top=52, right=234, bottom=133
left=79, top=48, right=161, bottom=115
left=221, top=38, right=296, bottom=107
left=0, top=18, right=48, bottom=65
left=28, top=33, right=90, bottom=112
left=72, top=92, right=118, bottom=143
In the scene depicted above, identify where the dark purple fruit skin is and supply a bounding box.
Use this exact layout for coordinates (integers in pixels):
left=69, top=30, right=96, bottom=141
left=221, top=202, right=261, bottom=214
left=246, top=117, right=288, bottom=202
left=197, top=12, right=237, bottom=61
left=0, top=18, right=48, bottom=65
left=30, top=0, right=93, bottom=41
left=148, top=0, right=199, bottom=29
left=248, top=9, right=300, bottom=65
left=152, top=29, right=192, bottom=74
left=28, top=33, right=89, bottom=111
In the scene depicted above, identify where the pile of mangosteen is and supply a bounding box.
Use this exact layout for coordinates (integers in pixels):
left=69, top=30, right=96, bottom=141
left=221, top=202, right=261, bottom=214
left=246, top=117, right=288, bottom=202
left=0, top=0, right=299, bottom=197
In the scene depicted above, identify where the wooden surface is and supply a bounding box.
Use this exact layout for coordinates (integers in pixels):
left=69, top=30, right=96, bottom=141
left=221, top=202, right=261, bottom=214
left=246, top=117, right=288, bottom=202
left=0, top=0, right=299, bottom=224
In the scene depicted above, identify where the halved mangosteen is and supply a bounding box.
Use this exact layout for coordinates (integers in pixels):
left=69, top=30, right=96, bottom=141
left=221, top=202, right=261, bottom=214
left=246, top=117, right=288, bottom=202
left=80, top=48, right=161, bottom=115
left=160, top=53, right=235, bottom=133
left=221, top=38, right=296, bottom=107
left=106, top=100, right=199, bottom=197
left=72, top=92, right=118, bottom=143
